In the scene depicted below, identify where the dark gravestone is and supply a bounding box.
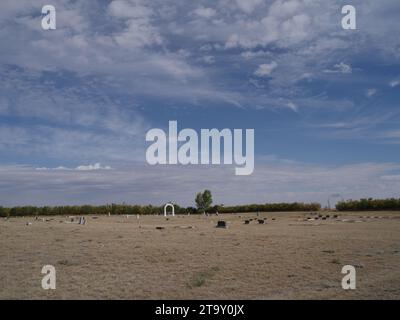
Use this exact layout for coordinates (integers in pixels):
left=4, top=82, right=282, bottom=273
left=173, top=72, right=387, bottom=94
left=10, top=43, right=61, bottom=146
left=244, top=220, right=250, bottom=224
left=156, top=226, right=165, bottom=230
left=258, top=219, right=265, bottom=224
left=216, top=220, right=227, bottom=228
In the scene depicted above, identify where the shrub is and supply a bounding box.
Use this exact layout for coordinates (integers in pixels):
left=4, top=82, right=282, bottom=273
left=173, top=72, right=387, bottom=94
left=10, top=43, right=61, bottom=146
left=336, top=198, right=400, bottom=211
left=0, top=201, right=321, bottom=217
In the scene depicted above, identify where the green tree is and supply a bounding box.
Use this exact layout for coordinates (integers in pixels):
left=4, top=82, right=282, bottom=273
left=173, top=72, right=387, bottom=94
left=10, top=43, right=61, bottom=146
left=195, top=190, right=213, bottom=214
left=0, top=206, right=9, bottom=217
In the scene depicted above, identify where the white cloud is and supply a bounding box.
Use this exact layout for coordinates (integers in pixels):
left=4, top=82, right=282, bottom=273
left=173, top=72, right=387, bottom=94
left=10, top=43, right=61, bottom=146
left=254, top=62, right=278, bottom=77
left=199, top=55, right=215, bottom=64
left=0, top=0, right=398, bottom=111
left=199, top=44, right=213, bottom=52
left=226, top=1, right=312, bottom=49
left=0, top=0, right=399, bottom=179
left=76, top=163, right=112, bottom=171
left=241, top=50, right=270, bottom=60
left=268, top=0, right=302, bottom=18
left=381, top=174, right=400, bottom=181
left=379, top=130, right=400, bottom=139
left=389, top=79, right=400, bottom=88
left=36, top=163, right=112, bottom=171
left=286, top=102, right=298, bottom=112
left=2, top=161, right=400, bottom=206
left=112, top=19, right=163, bottom=49
left=366, top=88, right=377, bottom=98
left=323, top=62, right=352, bottom=74
left=108, top=1, right=162, bottom=49
left=192, top=6, right=216, bottom=19
left=235, top=0, right=263, bottom=14
left=108, top=0, right=153, bottom=19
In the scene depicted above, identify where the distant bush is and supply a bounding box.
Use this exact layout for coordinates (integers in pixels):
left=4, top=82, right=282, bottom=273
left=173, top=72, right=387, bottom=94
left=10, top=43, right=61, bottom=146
left=336, top=198, right=400, bottom=211
left=212, top=202, right=320, bottom=213
left=0, top=201, right=321, bottom=217
left=0, top=206, right=10, bottom=217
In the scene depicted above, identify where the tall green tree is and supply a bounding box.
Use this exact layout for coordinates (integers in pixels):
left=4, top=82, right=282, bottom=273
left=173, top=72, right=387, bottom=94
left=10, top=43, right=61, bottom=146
left=195, top=190, right=213, bottom=213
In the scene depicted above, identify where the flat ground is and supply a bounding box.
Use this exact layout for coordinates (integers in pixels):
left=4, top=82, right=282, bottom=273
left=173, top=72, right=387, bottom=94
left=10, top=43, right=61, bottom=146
left=1, top=211, right=399, bottom=299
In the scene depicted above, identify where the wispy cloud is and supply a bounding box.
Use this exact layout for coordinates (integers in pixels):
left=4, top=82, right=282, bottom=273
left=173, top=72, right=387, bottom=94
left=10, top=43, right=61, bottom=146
left=37, top=163, right=112, bottom=171
left=1, top=0, right=400, bottom=205
left=1, top=161, right=399, bottom=206
left=323, top=62, right=352, bottom=74
left=366, top=88, right=377, bottom=98
left=192, top=6, right=217, bottom=19
left=390, top=79, right=400, bottom=88
left=254, top=62, right=278, bottom=77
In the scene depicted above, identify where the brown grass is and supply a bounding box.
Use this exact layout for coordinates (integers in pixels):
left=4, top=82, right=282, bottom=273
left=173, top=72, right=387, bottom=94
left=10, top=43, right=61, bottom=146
left=0, top=211, right=399, bottom=299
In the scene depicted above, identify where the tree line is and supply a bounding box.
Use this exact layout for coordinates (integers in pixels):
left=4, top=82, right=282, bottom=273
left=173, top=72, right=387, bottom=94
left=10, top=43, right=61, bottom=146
left=4, top=192, right=398, bottom=217
left=0, top=204, right=190, bottom=217
left=335, top=198, right=400, bottom=211
left=0, top=201, right=320, bottom=217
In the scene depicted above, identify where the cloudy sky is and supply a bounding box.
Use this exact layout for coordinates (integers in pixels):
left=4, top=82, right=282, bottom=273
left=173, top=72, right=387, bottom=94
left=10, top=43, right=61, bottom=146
left=1, top=0, right=400, bottom=207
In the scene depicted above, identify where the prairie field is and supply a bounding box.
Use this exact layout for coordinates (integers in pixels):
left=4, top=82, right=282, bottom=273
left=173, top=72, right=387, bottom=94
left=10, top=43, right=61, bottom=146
left=0, top=211, right=399, bottom=299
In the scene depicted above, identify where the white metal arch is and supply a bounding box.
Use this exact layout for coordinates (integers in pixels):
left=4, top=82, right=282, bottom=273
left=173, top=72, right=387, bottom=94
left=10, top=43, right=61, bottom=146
left=164, top=203, right=175, bottom=217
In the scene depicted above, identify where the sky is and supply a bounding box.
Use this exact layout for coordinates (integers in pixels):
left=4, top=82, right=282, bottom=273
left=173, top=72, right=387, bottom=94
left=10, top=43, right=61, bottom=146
left=0, top=0, right=400, bottom=207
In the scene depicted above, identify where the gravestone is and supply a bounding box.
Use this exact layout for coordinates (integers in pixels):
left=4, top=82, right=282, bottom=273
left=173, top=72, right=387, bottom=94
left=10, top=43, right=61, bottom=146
left=244, top=220, right=250, bottom=224
left=258, top=219, right=265, bottom=224
left=216, top=220, right=227, bottom=228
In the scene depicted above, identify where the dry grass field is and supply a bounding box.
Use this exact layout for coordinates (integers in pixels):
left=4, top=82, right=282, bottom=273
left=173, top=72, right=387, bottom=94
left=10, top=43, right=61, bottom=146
left=1, top=211, right=399, bottom=299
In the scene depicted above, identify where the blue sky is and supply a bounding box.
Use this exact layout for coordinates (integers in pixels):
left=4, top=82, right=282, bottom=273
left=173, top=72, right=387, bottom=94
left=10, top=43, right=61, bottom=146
left=0, top=0, right=400, bottom=206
